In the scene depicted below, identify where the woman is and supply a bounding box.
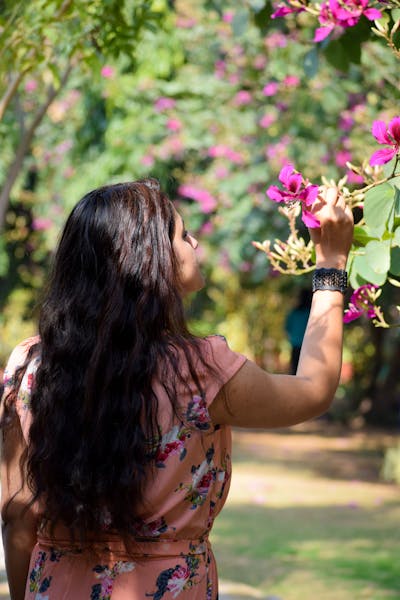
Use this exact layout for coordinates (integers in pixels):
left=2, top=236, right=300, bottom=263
left=1, top=178, right=353, bottom=599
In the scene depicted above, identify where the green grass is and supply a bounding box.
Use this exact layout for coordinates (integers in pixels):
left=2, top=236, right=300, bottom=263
left=211, top=427, right=400, bottom=599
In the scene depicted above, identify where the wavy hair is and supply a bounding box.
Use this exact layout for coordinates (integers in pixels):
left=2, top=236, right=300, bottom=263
left=7, top=178, right=208, bottom=542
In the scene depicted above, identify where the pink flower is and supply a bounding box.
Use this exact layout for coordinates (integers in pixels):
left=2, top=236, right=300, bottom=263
left=178, top=184, right=217, bottom=214
left=262, top=82, right=279, bottom=96
left=335, top=150, right=352, bottom=168
left=233, top=90, right=252, bottom=106
left=266, top=164, right=320, bottom=228
left=32, top=217, right=53, bottom=231
left=166, top=118, right=182, bottom=132
left=140, top=154, right=155, bottom=167
left=370, top=117, right=400, bottom=165
left=176, top=16, right=197, bottom=28
left=314, top=0, right=382, bottom=42
left=271, top=2, right=305, bottom=18
left=346, top=170, right=364, bottom=184
left=339, top=114, right=354, bottom=132
left=201, top=222, right=214, bottom=237
left=343, top=284, right=378, bottom=323
left=208, top=145, right=244, bottom=164
left=259, top=113, right=276, bottom=128
left=214, top=60, right=226, bottom=79
left=24, top=79, right=38, bottom=93
left=214, top=166, right=229, bottom=179
left=101, top=65, right=115, bottom=79
left=253, top=55, right=267, bottom=70
left=154, top=97, right=176, bottom=112
left=264, top=32, right=288, bottom=49
left=222, top=10, right=234, bottom=23
left=283, top=75, right=300, bottom=88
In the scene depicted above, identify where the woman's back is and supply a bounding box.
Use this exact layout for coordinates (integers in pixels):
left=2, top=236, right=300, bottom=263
left=4, top=334, right=246, bottom=599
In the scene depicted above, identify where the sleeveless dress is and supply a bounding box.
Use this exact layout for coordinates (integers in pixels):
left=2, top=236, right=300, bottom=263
left=2, top=335, right=246, bottom=600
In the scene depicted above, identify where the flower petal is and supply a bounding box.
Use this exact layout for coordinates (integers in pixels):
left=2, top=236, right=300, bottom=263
left=278, top=164, right=295, bottom=187
left=363, top=8, right=382, bottom=20
left=388, top=116, right=400, bottom=145
left=266, top=185, right=285, bottom=203
left=370, top=147, right=397, bottom=166
left=287, top=172, right=303, bottom=194
left=302, top=209, right=320, bottom=228
left=313, top=26, right=333, bottom=42
left=343, top=307, right=362, bottom=323
left=301, top=184, right=319, bottom=206
left=371, top=120, right=392, bottom=145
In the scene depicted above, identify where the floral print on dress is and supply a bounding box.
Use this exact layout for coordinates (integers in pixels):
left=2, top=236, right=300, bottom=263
left=155, top=424, right=191, bottom=467
left=146, top=553, right=200, bottom=599
left=134, top=516, right=169, bottom=537
left=186, top=395, right=211, bottom=431
left=18, top=356, right=40, bottom=410
left=91, top=561, right=135, bottom=600
left=29, top=549, right=63, bottom=599
left=176, top=447, right=216, bottom=509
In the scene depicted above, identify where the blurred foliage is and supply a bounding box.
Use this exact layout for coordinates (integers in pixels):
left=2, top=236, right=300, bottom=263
left=1, top=0, right=400, bottom=425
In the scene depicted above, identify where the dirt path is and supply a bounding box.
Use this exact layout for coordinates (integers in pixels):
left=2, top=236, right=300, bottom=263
left=213, top=424, right=399, bottom=600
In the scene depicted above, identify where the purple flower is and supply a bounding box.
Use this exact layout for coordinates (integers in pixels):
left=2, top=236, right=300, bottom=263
left=266, top=164, right=320, bottom=228
left=370, top=117, right=400, bottom=165
left=271, top=2, right=305, bottom=19
left=343, top=284, right=378, bottom=323
left=314, top=0, right=382, bottom=42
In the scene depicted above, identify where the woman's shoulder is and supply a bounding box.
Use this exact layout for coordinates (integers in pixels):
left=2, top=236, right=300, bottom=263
left=4, top=335, right=40, bottom=383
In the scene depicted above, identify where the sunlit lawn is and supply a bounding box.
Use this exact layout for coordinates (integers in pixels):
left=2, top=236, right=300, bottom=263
left=212, top=426, right=400, bottom=600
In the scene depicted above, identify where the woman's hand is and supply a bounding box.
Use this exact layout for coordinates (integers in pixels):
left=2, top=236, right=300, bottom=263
left=309, top=186, right=354, bottom=270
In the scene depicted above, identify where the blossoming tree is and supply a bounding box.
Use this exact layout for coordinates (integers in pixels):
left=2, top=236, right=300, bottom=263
left=252, top=1, right=400, bottom=330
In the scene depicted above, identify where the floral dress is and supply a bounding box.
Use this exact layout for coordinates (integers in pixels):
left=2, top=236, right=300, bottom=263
left=2, top=335, right=246, bottom=600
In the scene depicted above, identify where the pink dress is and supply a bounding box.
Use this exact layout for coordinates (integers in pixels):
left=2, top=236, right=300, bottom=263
left=3, top=335, right=246, bottom=600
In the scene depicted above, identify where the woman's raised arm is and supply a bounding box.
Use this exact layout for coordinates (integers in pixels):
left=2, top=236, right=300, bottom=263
left=209, top=187, right=354, bottom=429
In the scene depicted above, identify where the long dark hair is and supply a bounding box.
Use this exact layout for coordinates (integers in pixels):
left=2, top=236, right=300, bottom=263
left=6, top=178, right=208, bottom=541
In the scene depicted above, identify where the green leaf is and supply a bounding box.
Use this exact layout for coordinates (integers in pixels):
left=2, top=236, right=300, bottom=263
left=382, top=156, right=397, bottom=178
left=232, top=9, right=249, bottom=37
left=303, top=47, right=319, bottom=79
left=394, top=227, right=400, bottom=247
left=392, top=9, right=400, bottom=22
left=324, top=40, right=351, bottom=72
left=390, top=247, right=400, bottom=276
left=253, top=2, right=272, bottom=31
left=351, top=254, right=387, bottom=287
left=352, top=225, right=378, bottom=247
left=364, top=183, right=395, bottom=237
left=365, top=239, right=391, bottom=274
left=395, top=188, right=400, bottom=215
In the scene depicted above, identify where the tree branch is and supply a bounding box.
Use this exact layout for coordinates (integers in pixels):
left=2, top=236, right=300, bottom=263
left=0, top=62, right=73, bottom=231
left=0, top=71, right=28, bottom=122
